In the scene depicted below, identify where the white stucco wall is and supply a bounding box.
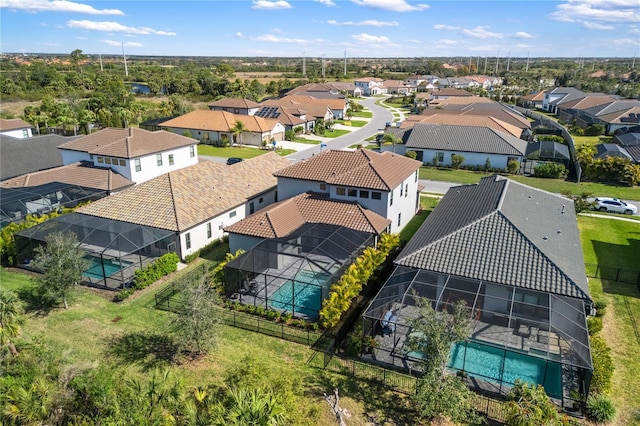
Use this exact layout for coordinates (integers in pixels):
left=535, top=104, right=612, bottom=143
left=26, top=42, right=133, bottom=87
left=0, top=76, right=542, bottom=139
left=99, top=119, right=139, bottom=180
left=408, top=149, right=521, bottom=170
left=1, top=128, right=32, bottom=139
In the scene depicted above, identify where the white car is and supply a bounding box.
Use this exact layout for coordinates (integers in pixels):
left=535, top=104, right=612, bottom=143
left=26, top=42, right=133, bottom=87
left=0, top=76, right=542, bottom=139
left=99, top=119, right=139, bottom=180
left=593, top=197, right=637, bottom=215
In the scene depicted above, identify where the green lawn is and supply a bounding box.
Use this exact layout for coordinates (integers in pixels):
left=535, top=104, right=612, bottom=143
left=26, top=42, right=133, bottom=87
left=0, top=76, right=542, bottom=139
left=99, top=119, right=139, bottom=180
left=578, top=217, right=640, bottom=426
left=419, top=167, right=640, bottom=200
left=291, top=137, right=320, bottom=144
left=323, top=129, right=351, bottom=138
left=347, top=143, right=378, bottom=150
left=399, top=197, right=439, bottom=242
left=198, top=145, right=295, bottom=158
left=336, top=120, right=367, bottom=127
left=572, top=135, right=613, bottom=147
left=350, top=111, right=372, bottom=118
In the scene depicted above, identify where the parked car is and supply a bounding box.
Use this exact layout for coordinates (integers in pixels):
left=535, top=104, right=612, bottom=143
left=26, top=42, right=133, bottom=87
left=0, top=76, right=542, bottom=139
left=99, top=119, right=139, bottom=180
left=226, top=157, right=244, bottom=165
left=593, top=197, right=637, bottom=215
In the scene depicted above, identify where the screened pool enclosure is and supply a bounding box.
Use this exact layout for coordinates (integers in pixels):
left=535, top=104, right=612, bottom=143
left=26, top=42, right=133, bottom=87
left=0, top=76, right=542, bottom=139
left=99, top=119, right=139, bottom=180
left=225, top=223, right=376, bottom=319
left=363, top=266, right=593, bottom=407
left=15, top=213, right=177, bottom=290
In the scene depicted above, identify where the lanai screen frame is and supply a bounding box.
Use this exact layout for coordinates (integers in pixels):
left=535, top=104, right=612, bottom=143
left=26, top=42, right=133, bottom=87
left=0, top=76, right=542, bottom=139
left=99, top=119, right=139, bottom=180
left=225, top=223, right=375, bottom=320
left=14, top=213, right=177, bottom=290
left=363, top=265, right=592, bottom=403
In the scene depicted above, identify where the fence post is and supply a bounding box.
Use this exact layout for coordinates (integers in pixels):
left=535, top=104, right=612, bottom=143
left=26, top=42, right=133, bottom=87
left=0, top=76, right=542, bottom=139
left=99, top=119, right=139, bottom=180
left=596, top=265, right=600, bottom=278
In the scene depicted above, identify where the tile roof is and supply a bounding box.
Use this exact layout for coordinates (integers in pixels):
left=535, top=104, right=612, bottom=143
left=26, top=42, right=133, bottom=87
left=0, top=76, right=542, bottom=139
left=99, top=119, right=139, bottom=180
left=77, top=152, right=290, bottom=232
left=224, top=191, right=390, bottom=238
left=161, top=110, right=280, bottom=133
left=404, top=123, right=527, bottom=156
left=521, top=91, right=545, bottom=102
left=557, top=95, right=617, bottom=110
left=0, top=161, right=134, bottom=192
left=0, top=118, right=32, bottom=131
left=58, top=128, right=195, bottom=158
left=208, top=97, right=260, bottom=108
left=546, top=87, right=587, bottom=105
left=254, top=106, right=307, bottom=126
left=396, top=175, right=590, bottom=300
left=273, top=149, right=422, bottom=191
left=624, top=145, right=640, bottom=163
left=401, top=114, right=523, bottom=139
left=1, top=133, right=70, bottom=180
left=432, top=88, right=474, bottom=96
left=614, top=132, right=640, bottom=147
left=260, top=97, right=331, bottom=119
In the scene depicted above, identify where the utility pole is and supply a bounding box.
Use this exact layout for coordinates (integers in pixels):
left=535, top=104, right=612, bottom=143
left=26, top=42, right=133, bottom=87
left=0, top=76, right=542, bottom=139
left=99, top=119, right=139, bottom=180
left=302, top=51, right=306, bottom=76
left=495, top=49, right=499, bottom=75
left=468, top=56, right=472, bottom=73
left=344, top=51, right=347, bottom=76
left=99, top=53, right=104, bottom=72
left=526, top=51, right=530, bottom=72
left=506, top=50, right=511, bottom=72
left=122, top=42, right=128, bottom=77
left=476, top=56, right=480, bottom=73
left=484, top=55, right=488, bottom=74
left=322, top=54, right=326, bottom=79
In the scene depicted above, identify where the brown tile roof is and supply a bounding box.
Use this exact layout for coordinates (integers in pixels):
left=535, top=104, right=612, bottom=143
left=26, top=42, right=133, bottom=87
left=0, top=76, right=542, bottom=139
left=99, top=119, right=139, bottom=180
left=0, top=161, right=134, bottom=192
left=224, top=192, right=390, bottom=238
left=401, top=114, right=523, bottom=138
left=260, top=98, right=330, bottom=120
left=419, top=103, right=531, bottom=129
left=160, top=110, right=279, bottom=133
left=597, top=106, right=640, bottom=125
left=0, top=118, right=32, bottom=131
left=428, top=96, right=493, bottom=106
left=433, top=88, right=474, bottom=96
left=274, top=149, right=422, bottom=191
left=558, top=95, right=618, bottom=110
left=354, top=77, right=384, bottom=82
left=521, top=91, right=545, bottom=102
left=77, top=152, right=290, bottom=232
left=58, top=128, right=195, bottom=158
left=208, top=97, right=260, bottom=108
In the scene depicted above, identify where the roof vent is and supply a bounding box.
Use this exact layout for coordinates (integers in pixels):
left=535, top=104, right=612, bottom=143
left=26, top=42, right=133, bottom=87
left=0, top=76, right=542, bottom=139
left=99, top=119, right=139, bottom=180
left=557, top=230, right=562, bottom=235
left=561, top=205, right=565, bottom=214
left=543, top=236, right=548, bottom=241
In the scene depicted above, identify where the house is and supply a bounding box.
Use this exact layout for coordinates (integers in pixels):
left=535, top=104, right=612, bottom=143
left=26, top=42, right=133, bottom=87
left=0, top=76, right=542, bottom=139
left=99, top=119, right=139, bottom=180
left=393, top=123, right=526, bottom=169
left=354, top=77, right=386, bottom=96
left=613, top=130, right=640, bottom=147
left=224, top=191, right=391, bottom=253
left=76, top=153, right=290, bottom=260
left=160, top=110, right=285, bottom=146
left=285, top=82, right=362, bottom=98
left=383, top=80, right=416, bottom=95
left=594, top=143, right=634, bottom=162
left=555, top=94, right=618, bottom=125
left=430, top=88, right=474, bottom=99
left=520, top=91, right=545, bottom=109
left=623, top=145, right=640, bottom=164
left=0, top=118, right=33, bottom=139
left=260, top=96, right=335, bottom=123
left=401, top=114, right=525, bottom=140
left=273, top=149, right=422, bottom=233
left=208, top=98, right=260, bottom=115
left=57, top=128, right=198, bottom=184
left=1, top=134, right=72, bottom=181
left=363, top=175, right=592, bottom=407
left=578, top=100, right=640, bottom=134
left=542, top=87, right=587, bottom=113
left=253, top=105, right=314, bottom=132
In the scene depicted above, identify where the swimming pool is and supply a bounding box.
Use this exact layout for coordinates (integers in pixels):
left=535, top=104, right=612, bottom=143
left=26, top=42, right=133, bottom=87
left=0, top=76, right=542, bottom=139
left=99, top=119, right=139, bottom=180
left=83, top=256, right=132, bottom=280
left=269, top=270, right=330, bottom=318
left=448, top=341, right=562, bottom=398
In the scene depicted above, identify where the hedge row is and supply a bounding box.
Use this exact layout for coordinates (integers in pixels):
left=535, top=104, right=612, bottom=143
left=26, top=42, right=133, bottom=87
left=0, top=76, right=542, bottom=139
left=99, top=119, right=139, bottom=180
left=319, top=233, right=399, bottom=329
left=183, top=236, right=228, bottom=264
left=133, top=252, right=180, bottom=290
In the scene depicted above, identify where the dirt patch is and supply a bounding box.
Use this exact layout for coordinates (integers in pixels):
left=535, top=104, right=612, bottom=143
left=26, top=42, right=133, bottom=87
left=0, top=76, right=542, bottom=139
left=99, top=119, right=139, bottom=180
left=111, top=316, right=123, bottom=323
left=0, top=100, right=40, bottom=118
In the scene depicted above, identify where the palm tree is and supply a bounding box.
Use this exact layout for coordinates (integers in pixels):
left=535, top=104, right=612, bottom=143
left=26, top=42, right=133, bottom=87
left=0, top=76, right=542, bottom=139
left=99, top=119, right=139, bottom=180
left=0, top=289, right=25, bottom=357
left=230, top=120, right=248, bottom=146
left=381, top=133, right=401, bottom=153
left=225, top=388, right=287, bottom=425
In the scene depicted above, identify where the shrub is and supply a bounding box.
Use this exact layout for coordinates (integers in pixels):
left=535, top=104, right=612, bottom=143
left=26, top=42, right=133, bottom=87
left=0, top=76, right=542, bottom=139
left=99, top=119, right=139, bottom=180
left=285, top=129, right=295, bottom=141
left=405, top=150, right=417, bottom=160
left=133, top=252, right=180, bottom=290
left=505, top=381, right=567, bottom=426
left=484, top=157, right=492, bottom=171
left=533, top=163, right=567, bottom=179
left=587, top=316, right=603, bottom=336
left=585, top=123, right=605, bottom=136
left=451, top=154, right=464, bottom=169
left=590, top=334, right=614, bottom=394
left=537, top=135, right=565, bottom=143
left=586, top=393, right=616, bottom=423
left=183, top=237, right=228, bottom=264
left=114, top=288, right=135, bottom=302
left=507, top=159, right=520, bottom=174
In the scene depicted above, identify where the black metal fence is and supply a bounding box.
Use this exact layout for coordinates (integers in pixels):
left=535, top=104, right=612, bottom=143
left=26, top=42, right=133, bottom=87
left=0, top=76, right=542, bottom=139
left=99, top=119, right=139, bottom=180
left=585, top=263, right=640, bottom=286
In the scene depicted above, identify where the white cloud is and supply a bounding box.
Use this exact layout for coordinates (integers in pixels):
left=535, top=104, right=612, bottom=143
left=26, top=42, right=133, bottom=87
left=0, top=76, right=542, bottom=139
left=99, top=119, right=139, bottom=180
left=461, top=26, right=503, bottom=39
left=438, top=39, right=458, bottom=45
left=406, top=39, right=422, bottom=44
left=582, top=22, right=615, bottom=30
left=252, top=0, right=292, bottom=10
left=434, top=24, right=459, bottom=30
left=236, top=32, right=244, bottom=38
left=351, top=0, right=429, bottom=12
left=1, top=0, right=123, bottom=15
left=514, top=31, right=534, bottom=39
left=550, top=0, right=639, bottom=23
left=315, top=0, right=336, bottom=6
left=67, top=20, right=176, bottom=36
left=101, top=39, right=143, bottom=47
left=351, top=33, right=393, bottom=43
left=327, top=19, right=398, bottom=27
left=609, top=38, right=640, bottom=47
left=43, top=42, right=59, bottom=46
left=247, top=33, right=324, bottom=44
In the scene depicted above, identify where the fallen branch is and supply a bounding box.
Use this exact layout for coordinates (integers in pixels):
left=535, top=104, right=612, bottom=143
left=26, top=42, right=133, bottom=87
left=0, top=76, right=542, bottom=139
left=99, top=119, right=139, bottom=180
left=324, top=388, right=346, bottom=426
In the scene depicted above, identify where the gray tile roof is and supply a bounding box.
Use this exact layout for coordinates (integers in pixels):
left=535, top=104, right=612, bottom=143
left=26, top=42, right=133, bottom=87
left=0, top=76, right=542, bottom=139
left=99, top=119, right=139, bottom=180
left=396, top=175, right=590, bottom=300
left=1, top=134, right=74, bottom=180
left=404, top=123, right=527, bottom=156
left=547, top=87, right=587, bottom=106
left=624, top=145, right=640, bottom=163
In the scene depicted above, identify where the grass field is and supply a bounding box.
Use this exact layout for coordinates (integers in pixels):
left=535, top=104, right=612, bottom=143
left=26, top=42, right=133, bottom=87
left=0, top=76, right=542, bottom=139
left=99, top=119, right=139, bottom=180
left=350, top=111, right=373, bottom=118
left=578, top=217, right=640, bottom=426
left=336, top=119, right=367, bottom=127
left=291, top=137, right=320, bottom=144
left=399, top=196, right=439, bottom=242
left=419, top=167, right=640, bottom=200
left=572, top=135, right=613, bottom=147
left=323, top=129, right=350, bottom=138
left=198, top=145, right=295, bottom=158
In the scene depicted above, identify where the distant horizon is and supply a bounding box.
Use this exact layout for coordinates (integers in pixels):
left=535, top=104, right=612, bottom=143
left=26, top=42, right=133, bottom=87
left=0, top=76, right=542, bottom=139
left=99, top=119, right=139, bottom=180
left=1, top=1, right=638, bottom=58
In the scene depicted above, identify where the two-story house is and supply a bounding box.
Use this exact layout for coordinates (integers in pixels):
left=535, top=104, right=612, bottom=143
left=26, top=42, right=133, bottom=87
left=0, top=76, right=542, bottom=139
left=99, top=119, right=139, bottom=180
left=354, top=77, right=386, bottom=96
left=0, top=119, right=33, bottom=139
left=57, top=127, right=198, bottom=184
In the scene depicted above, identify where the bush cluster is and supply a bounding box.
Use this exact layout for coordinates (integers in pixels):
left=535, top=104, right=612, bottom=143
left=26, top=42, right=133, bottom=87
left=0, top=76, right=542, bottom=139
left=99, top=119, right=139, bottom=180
left=537, top=134, right=565, bottom=143
left=133, top=252, right=180, bottom=290
left=585, top=394, right=616, bottom=423
left=183, top=237, right=228, bottom=264
left=533, top=162, right=568, bottom=179
left=319, top=233, right=399, bottom=329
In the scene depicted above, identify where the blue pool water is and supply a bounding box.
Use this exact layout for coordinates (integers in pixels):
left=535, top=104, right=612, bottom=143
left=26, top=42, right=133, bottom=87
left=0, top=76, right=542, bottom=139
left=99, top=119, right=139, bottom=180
left=83, top=256, right=132, bottom=280
left=269, top=270, right=330, bottom=317
left=448, top=341, right=562, bottom=398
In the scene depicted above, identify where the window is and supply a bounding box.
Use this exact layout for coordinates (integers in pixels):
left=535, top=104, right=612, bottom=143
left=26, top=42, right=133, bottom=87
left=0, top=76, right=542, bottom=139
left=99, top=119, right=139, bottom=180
left=320, top=183, right=327, bottom=191
left=347, top=189, right=357, bottom=197
left=372, top=192, right=381, bottom=200
left=190, top=146, right=195, bottom=158
left=22, top=129, right=29, bottom=138
left=390, top=190, right=394, bottom=206
left=97, top=157, right=104, bottom=164
left=249, top=202, right=255, bottom=214
left=157, top=153, right=163, bottom=166
left=89, top=154, right=93, bottom=160
left=230, top=211, right=237, bottom=218
left=168, top=154, right=174, bottom=165
left=134, top=158, right=141, bottom=172
left=397, top=213, right=401, bottom=227
left=359, top=190, right=369, bottom=199
left=258, top=197, right=263, bottom=204
left=185, top=232, right=191, bottom=250
left=119, top=159, right=126, bottom=166
left=405, top=183, right=409, bottom=197
left=207, top=223, right=212, bottom=239
left=415, top=170, right=418, bottom=182
left=436, top=152, right=444, bottom=163
left=104, top=157, right=111, bottom=165
left=336, top=187, right=346, bottom=196
left=400, top=185, right=403, bottom=197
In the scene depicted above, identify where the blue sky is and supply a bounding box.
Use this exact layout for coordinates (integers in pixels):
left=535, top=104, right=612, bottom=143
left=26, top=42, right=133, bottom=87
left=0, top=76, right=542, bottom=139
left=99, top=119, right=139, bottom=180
left=1, top=0, right=638, bottom=58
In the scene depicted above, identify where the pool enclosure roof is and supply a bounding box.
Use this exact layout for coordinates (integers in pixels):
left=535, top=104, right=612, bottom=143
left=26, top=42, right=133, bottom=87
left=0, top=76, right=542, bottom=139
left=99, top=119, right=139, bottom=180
left=364, top=265, right=592, bottom=370
left=0, top=183, right=106, bottom=225
left=226, top=222, right=374, bottom=276
left=15, top=212, right=174, bottom=257
left=525, top=141, right=571, bottom=162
